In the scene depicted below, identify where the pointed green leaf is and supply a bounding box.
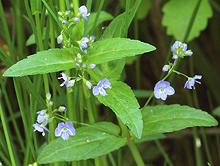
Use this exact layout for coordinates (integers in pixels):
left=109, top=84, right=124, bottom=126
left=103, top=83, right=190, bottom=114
left=37, top=122, right=126, bottom=164
left=162, top=0, right=212, bottom=41
left=3, top=48, right=78, bottom=77
left=86, top=38, right=156, bottom=65
left=102, top=0, right=141, bottom=38
left=86, top=11, right=113, bottom=34
left=96, top=81, right=143, bottom=138
left=100, top=0, right=141, bottom=81
left=142, top=104, right=218, bottom=136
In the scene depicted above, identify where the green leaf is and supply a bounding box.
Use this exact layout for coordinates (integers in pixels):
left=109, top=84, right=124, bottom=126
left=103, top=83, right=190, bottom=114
left=37, top=122, right=127, bottom=164
left=70, top=20, right=84, bottom=41
left=142, top=104, right=218, bottom=136
left=86, top=11, right=113, bottom=34
left=87, top=60, right=125, bottom=81
left=162, top=0, right=212, bottom=41
left=96, top=81, right=143, bottom=138
left=213, top=106, right=220, bottom=117
left=100, top=0, right=141, bottom=81
left=86, top=38, right=156, bottom=65
left=102, top=0, right=141, bottom=38
left=136, top=0, right=152, bottom=20
left=26, top=28, right=47, bottom=46
left=3, top=48, right=78, bottom=77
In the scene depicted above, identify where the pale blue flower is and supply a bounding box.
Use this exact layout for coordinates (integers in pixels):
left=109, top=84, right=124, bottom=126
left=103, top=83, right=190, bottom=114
left=162, top=65, right=170, bottom=72
left=79, top=5, right=90, bottom=20
left=89, top=64, right=96, bottom=69
left=79, top=37, right=90, bottom=50
left=73, top=17, right=79, bottom=23
left=58, top=72, right=75, bottom=88
left=154, top=80, right=175, bottom=100
left=55, top=121, right=76, bottom=140
left=93, top=78, right=111, bottom=96
left=171, top=41, right=193, bottom=59
left=184, top=75, right=202, bottom=89
left=33, top=121, right=48, bottom=136
left=36, top=110, right=49, bottom=124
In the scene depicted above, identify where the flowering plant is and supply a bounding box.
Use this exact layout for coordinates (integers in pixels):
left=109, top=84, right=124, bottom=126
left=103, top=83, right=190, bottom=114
left=0, top=0, right=218, bottom=165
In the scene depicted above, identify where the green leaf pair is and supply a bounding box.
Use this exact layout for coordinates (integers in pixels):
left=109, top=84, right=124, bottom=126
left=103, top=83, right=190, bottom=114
left=3, top=38, right=155, bottom=77
left=38, top=105, right=218, bottom=164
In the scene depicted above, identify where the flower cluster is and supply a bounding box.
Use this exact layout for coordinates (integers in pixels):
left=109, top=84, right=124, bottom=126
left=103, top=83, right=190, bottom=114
left=73, top=5, right=90, bottom=22
left=154, top=41, right=202, bottom=101
left=32, top=93, right=76, bottom=140
left=93, top=78, right=111, bottom=96
left=56, top=5, right=91, bottom=47
left=33, top=95, right=52, bottom=136
left=42, top=5, right=112, bottom=141
left=171, top=41, right=193, bottom=59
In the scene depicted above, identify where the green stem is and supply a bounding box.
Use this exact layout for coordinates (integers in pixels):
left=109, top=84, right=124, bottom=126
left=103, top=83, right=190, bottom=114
left=0, top=0, right=14, bottom=58
left=0, top=104, right=16, bottom=166
left=173, top=70, right=189, bottom=78
left=108, top=153, right=117, bottom=166
left=155, top=140, right=174, bottom=166
left=127, top=141, right=145, bottom=166
left=117, top=118, right=145, bottom=166
left=0, top=82, right=25, bottom=152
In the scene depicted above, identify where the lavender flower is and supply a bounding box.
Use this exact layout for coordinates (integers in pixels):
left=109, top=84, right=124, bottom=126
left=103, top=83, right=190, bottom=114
left=162, top=65, right=170, bottom=72
left=33, top=121, right=48, bottom=136
left=184, top=75, right=202, bottom=89
left=171, top=41, right=193, bottom=59
left=89, top=64, right=96, bottom=69
left=79, top=5, right=90, bottom=20
left=79, top=37, right=90, bottom=50
left=36, top=110, right=49, bottom=124
left=154, top=80, right=175, bottom=100
left=58, top=72, right=75, bottom=88
left=55, top=121, right=76, bottom=140
left=93, top=78, right=111, bottom=96
left=73, top=17, right=80, bottom=23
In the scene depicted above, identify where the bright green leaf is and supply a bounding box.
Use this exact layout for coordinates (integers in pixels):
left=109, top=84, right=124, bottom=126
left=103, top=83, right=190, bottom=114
left=37, top=122, right=127, bottom=164
left=86, top=11, right=113, bottom=34
left=70, top=20, right=84, bottom=41
left=3, top=48, right=78, bottom=77
left=100, top=0, right=141, bottom=80
left=142, top=104, right=218, bottom=136
left=86, top=38, right=156, bottom=65
left=162, top=0, right=212, bottom=41
left=96, top=81, right=143, bottom=138
left=102, top=0, right=141, bottom=38
left=87, top=60, right=125, bottom=81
